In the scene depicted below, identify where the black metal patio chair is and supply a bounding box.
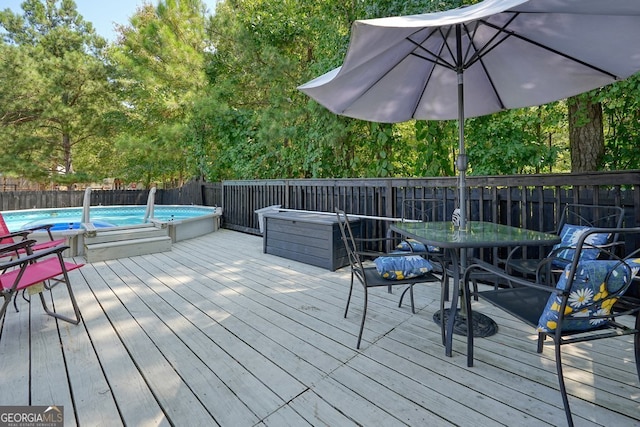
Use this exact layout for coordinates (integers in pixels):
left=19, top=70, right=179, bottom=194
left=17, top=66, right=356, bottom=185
left=463, top=226, right=640, bottom=427
left=503, top=203, right=624, bottom=283
left=336, top=209, right=443, bottom=349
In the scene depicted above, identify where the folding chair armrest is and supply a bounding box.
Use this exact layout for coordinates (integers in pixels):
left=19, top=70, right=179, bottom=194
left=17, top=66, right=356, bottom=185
left=0, top=244, right=69, bottom=270
left=0, top=230, right=31, bottom=241
left=0, top=239, right=37, bottom=259
left=23, top=223, right=55, bottom=240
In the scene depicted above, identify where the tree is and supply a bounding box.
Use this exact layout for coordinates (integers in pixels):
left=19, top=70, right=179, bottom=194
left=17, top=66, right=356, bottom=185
left=108, top=0, right=210, bottom=186
left=201, top=0, right=473, bottom=180
left=0, top=0, right=115, bottom=186
left=568, top=94, right=604, bottom=172
left=594, top=74, right=640, bottom=171
left=466, top=104, right=565, bottom=175
left=2, top=0, right=638, bottom=186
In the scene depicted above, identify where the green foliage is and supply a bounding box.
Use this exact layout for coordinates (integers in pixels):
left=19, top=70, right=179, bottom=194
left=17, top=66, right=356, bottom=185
left=412, top=120, right=457, bottom=176
left=0, top=0, right=115, bottom=186
left=107, top=0, right=210, bottom=185
left=203, top=0, right=351, bottom=179
left=1, top=0, right=639, bottom=187
left=466, top=104, right=566, bottom=175
left=198, top=0, right=480, bottom=180
left=596, top=74, right=640, bottom=170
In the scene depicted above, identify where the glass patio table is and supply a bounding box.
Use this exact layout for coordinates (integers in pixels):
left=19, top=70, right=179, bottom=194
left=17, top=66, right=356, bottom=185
left=390, top=221, right=561, bottom=357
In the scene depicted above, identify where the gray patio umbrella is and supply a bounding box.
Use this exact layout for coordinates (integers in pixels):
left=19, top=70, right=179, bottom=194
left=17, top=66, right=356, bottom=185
left=298, top=0, right=640, bottom=229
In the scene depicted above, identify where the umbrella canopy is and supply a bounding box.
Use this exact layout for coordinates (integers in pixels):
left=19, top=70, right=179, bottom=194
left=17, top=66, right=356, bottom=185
left=298, top=0, right=640, bottom=228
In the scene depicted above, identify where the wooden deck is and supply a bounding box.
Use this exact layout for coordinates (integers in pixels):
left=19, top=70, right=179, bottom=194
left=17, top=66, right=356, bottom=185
left=0, top=229, right=638, bottom=426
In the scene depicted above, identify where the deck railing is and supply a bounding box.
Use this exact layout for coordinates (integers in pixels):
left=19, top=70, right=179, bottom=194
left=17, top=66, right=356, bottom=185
left=215, top=171, right=640, bottom=261
left=217, top=171, right=640, bottom=232
left=2, top=171, right=639, bottom=255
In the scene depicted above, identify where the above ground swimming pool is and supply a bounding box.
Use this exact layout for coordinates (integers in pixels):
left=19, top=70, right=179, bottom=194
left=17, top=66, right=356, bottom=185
left=3, top=205, right=219, bottom=232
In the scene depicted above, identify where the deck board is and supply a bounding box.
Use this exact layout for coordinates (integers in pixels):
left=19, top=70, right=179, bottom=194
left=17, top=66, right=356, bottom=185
left=71, top=262, right=169, bottom=427
left=0, top=229, right=638, bottom=426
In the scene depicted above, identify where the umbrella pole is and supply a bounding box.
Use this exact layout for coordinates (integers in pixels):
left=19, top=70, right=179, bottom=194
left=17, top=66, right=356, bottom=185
left=455, top=24, right=468, bottom=232
left=455, top=25, right=469, bottom=318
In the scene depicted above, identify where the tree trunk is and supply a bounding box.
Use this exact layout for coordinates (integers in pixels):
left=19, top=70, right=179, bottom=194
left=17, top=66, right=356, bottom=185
left=63, top=132, right=73, bottom=174
left=568, top=96, right=604, bottom=172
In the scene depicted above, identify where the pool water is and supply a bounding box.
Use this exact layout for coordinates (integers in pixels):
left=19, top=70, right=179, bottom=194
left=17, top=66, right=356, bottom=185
left=2, top=205, right=218, bottom=232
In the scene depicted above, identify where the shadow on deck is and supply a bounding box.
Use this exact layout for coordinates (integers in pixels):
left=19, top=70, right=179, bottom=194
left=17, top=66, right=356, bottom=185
left=0, top=229, right=638, bottom=426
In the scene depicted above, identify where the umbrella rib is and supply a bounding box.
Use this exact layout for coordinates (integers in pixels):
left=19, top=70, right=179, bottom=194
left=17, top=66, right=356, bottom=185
left=409, top=50, right=454, bottom=70
left=463, top=14, right=520, bottom=69
left=340, top=26, right=454, bottom=119
left=407, top=27, right=456, bottom=119
left=461, top=21, right=513, bottom=111
left=479, top=18, right=619, bottom=80
left=407, top=27, right=456, bottom=71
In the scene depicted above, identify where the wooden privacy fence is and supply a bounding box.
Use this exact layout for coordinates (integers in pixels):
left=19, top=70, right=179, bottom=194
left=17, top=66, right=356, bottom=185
left=0, top=181, right=217, bottom=212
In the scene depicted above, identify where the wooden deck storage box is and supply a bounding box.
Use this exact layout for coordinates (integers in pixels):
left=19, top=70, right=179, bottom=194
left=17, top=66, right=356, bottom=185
left=262, top=211, right=360, bottom=271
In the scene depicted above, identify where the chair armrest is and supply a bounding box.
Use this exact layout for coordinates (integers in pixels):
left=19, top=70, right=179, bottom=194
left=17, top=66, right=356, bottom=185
left=613, top=294, right=640, bottom=316
left=355, top=249, right=430, bottom=258
left=354, top=236, right=430, bottom=257
left=0, top=243, right=69, bottom=270
left=502, top=245, right=526, bottom=270
left=0, top=239, right=37, bottom=257
left=0, top=230, right=31, bottom=241
left=530, top=229, right=628, bottom=281
left=502, top=240, right=554, bottom=271
left=464, top=260, right=563, bottom=295
left=23, top=223, right=55, bottom=240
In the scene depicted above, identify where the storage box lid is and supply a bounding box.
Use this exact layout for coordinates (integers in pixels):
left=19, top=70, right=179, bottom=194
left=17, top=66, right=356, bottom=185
left=263, top=211, right=359, bottom=225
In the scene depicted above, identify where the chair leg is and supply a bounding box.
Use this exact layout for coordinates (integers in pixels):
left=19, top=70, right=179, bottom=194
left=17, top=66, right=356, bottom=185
left=398, top=285, right=416, bottom=314
left=39, top=273, right=81, bottom=325
left=465, top=275, right=474, bottom=367
left=440, top=277, right=446, bottom=346
left=344, top=272, right=355, bottom=318
left=635, top=313, right=640, bottom=383
left=0, top=291, right=13, bottom=323
left=537, top=332, right=547, bottom=353
left=441, top=263, right=450, bottom=302
left=356, top=287, right=369, bottom=349
left=409, top=285, right=415, bottom=313
left=13, top=290, right=21, bottom=312
left=554, top=341, right=574, bottom=427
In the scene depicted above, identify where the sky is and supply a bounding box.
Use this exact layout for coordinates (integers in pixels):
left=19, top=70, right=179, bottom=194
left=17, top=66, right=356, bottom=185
left=2, top=0, right=218, bottom=41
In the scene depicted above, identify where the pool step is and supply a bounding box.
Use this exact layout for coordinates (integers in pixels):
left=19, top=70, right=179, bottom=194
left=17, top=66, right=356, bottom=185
left=85, top=223, right=165, bottom=244
left=84, top=224, right=171, bottom=262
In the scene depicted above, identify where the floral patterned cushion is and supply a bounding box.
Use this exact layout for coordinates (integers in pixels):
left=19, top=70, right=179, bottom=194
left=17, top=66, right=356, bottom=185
left=550, top=224, right=609, bottom=268
left=374, top=253, right=433, bottom=280
left=396, top=238, right=441, bottom=254
left=537, top=258, right=640, bottom=333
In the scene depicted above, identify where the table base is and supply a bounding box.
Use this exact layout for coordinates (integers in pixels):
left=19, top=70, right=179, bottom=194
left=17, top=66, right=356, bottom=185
left=433, top=308, right=498, bottom=338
